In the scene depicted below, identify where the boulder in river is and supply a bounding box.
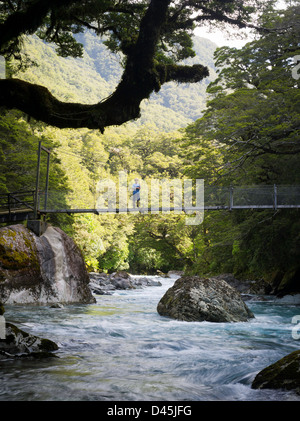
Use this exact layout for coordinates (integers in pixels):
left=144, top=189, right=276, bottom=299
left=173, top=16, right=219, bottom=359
left=0, top=224, right=95, bottom=305
left=252, top=350, right=300, bottom=395
left=0, top=321, right=58, bottom=359
left=110, top=271, right=134, bottom=290
left=157, top=276, right=254, bottom=322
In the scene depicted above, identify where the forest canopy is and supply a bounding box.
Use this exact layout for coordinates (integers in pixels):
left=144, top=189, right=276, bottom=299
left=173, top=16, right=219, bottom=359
left=1, top=1, right=300, bottom=296
left=0, top=0, right=271, bottom=132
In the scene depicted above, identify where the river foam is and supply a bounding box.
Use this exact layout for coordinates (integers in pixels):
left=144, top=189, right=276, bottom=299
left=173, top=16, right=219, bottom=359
left=1, top=275, right=300, bottom=401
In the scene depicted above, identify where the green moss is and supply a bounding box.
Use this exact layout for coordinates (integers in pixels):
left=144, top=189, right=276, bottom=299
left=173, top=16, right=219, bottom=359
left=39, top=338, right=59, bottom=352
left=2, top=323, right=59, bottom=357
left=252, top=350, right=300, bottom=394
left=0, top=226, right=40, bottom=271
left=6, top=322, right=29, bottom=339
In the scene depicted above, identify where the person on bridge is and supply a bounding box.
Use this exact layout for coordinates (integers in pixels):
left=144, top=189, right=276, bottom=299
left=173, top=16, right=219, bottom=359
left=131, top=178, right=141, bottom=208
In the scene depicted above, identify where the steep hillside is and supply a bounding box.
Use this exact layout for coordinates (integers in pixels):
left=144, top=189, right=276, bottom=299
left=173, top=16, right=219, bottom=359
left=16, top=32, right=217, bottom=132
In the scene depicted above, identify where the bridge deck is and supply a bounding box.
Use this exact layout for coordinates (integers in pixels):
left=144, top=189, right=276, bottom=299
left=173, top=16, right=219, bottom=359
left=1, top=185, right=300, bottom=223
left=41, top=204, right=300, bottom=214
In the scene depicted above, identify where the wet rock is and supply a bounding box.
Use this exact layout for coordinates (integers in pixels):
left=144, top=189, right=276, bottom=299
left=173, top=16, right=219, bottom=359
left=50, top=303, right=64, bottom=308
left=0, top=322, right=58, bottom=359
left=145, top=279, right=162, bottom=287
left=110, top=271, right=130, bottom=279
left=110, top=271, right=133, bottom=290
left=89, top=272, right=115, bottom=295
left=0, top=224, right=95, bottom=305
left=156, top=270, right=167, bottom=277
left=167, top=270, right=184, bottom=278
left=89, top=272, right=162, bottom=294
left=273, top=294, right=300, bottom=305
left=89, top=272, right=111, bottom=291
left=212, top=273, right=269, bottom=295
left=252, top=350, right=300, bottom=395
left=157, top=276, right=254, bottom=322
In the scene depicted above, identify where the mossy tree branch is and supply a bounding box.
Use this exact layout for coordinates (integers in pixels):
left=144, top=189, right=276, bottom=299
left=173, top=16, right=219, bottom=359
left=0, top=0, right=209, bottom=132
left=0, top=0, right=267, bottom=131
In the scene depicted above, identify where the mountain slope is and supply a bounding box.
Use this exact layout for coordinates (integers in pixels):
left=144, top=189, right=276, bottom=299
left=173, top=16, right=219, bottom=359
left=17, top=32, right=217, bottom=132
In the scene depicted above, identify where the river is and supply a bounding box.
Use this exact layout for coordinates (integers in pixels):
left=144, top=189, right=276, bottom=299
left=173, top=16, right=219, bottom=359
left=1, top=275, right=300, bottom=401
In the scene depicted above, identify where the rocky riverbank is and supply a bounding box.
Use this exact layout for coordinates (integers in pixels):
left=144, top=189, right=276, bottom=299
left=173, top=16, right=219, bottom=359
left=0, top=224, right=95, bottom=305
left=89, top=271, right=162, bottom=295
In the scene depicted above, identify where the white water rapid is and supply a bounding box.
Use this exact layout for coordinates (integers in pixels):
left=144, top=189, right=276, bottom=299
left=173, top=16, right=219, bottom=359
left=1, top=275, right=300, bottom=401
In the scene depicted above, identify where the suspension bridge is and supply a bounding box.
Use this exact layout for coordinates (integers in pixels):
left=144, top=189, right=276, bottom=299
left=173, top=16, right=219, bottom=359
left=1, top=184, right=300, bottom=224
left=1, top=141, right=300, bottom=233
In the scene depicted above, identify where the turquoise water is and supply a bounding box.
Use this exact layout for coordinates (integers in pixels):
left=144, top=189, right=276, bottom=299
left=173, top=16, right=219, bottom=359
left=1, top=276, right=300, bottom=401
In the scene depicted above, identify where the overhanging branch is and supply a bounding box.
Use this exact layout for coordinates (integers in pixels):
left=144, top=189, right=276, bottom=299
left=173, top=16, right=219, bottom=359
left=0, top=0, right=209, bottom=132
left=0, top=0, right=212, bottom=131
left=0, top=61, right=208, bottom=132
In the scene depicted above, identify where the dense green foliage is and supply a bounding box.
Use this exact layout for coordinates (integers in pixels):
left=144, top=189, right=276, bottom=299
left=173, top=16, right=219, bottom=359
left=10, top=32, right=217, bottom=131
left=180, top=3, right=300, bottom=294
left=1, top=3, right=299, bottom=295
left=1, top=0, right=267, bottom=131
left=1, top=31, right=217, bottom=273
left=0, top=110, right=74, bottom=233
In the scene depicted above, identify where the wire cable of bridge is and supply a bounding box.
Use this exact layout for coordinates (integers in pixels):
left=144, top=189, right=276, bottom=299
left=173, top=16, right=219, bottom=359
left=1, top=145, right=106, bottom=164
left=54, top=147, right=106, bottom=165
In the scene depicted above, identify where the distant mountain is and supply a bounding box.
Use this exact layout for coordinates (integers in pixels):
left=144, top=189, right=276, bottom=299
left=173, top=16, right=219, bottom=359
left=17, top=32, right=217, bottom=132
left=77, top=31, right=218, bottom=129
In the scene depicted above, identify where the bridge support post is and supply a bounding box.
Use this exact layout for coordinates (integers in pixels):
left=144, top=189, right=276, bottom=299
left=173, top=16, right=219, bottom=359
left=27, top=219, right=48, bottom=236
left=229, top=186, right=234, bottom=210
left=34, top=141, right=42, bottom=219
left=33, top=140, right=51, bottom=218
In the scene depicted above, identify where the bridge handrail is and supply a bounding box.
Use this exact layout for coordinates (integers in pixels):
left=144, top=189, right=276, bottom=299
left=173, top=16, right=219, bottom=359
left=0, top=190, right=36, bottom=213
left=1, top=185, right=300, bottom=216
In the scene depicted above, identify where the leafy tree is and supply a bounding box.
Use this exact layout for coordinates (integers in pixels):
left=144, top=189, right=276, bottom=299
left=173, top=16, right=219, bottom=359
left=0, top=110, right=73, bottom=232
left=129, top=214, right=196, bottom=272
left=192, top=3, right=300, bottom=182
left=180, top=3, right=300, bottom=292
left=0, top=0, right=269, bottom=132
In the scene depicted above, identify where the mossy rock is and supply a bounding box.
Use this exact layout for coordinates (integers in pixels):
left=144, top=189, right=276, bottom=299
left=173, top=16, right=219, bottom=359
left=252, top=350, right=300, bottom=395
left=0, top=225, right=41, bottom=290
left=157, top=276, right=254, bottom=322
left=0, top=322, right=58, bottom=358
left=0, top=225, right=39, bottom=270
left=0, top=224, right=95, bottom=305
